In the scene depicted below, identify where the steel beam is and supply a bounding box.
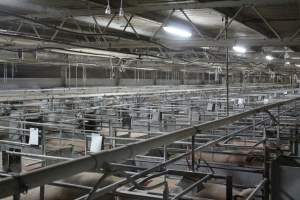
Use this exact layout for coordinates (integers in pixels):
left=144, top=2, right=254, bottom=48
left=0, top=96, right=299, bottom=198
left=94, top=38, right=300, bottom=49
left=0, top=0, right=293, bottom=22
left=126, top=0, right=293, bottom=13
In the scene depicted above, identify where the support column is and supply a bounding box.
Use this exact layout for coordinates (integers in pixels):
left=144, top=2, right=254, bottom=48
left=225, top=16, right=230, bottom=116
left=153, top=71, right=157, bottom=85
left=60, top=66, right=67, bottom=87
left=114, top=69, right=120, bottom=86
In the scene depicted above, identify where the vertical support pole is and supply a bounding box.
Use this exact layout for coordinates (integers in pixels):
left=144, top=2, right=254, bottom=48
left=226, top=176, right=232, bottom=200
left=253, top=113, right=256, bottom=138
left=108, top=119, right=112, bottom=148
left=163, top=144, right=167, bottom=181
left=13, top=193, right=20, bottom=200
left=189, top=107, right=192, bottom=126
left=277, top=105, right=280, bottom=139
left=113, top=129, right=117, bottom=148
left=191, top=135, right=195, bottom=171
left=40, top=128, right=46, bottom=200
left=225, top=16, right=229, bottom=116
left=295, top=124, right=299, bottom=156
left=85, top=136, right=88, bottom=155
left=263, top=139, right=270, bottom=200
left=148, top=109, right=151, bottom=138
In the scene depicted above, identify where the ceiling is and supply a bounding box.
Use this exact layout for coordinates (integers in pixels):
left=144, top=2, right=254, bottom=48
left=0, top=0, right=298, bottom=75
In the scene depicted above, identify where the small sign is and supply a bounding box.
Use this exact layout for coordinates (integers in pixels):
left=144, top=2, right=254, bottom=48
left=207, top=103, right=215, bottom=111
left=152, top=109, right=160, bottom=121
left=29, top=128, right=39, bottom=145
left=264, top=99, right=269, bottom=104
left=90, top=134, right=103, bottom=153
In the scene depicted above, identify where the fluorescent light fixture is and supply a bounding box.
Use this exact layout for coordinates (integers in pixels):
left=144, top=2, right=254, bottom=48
left=265, top=55, right=274, bottom=61
left=105, top=5, right=111, bottom=14
left=285, top=61, right=290, bottom=65
left=119, top=7, right=124, bottom=16
left=119, top=0, right=124, bottom=16
left=163, top=26, right=192, bottom=38
left=296, top=64, right=300, bottom=67
left=233, top=45, right=246, bottom=53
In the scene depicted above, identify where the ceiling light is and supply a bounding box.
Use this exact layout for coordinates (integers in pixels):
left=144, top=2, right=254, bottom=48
left=105, top=0, right=111, bottom=15
left=291, top=57, right=300, bottom=59
left=163, top=26, right=192, bottom=38
left=265, top=55, right=274, bottom=61
left=285, top=61, right=290, bottom=65
left=296, top=64, right=300, bottom=67
left=119, top=0, right=124, bottom=16
left=233, top=45, right=246, bottom=53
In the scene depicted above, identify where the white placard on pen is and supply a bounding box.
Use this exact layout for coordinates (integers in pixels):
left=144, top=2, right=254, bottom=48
left=90, top=134, right=103, bottom=153
left=29, top=128, right=39, bottom=145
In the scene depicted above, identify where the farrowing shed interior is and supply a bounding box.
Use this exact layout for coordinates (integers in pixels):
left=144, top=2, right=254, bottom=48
left=0, top=1, right=300, bottom=200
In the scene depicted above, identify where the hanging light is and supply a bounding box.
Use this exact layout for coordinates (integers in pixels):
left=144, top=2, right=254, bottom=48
left=232, top=45, right=247, bottom=53
left=163, top=26, right=192, bottom=38
left=119, top=0, right=124, bottom=16
left=105, top=0, right=111, bottom=15
left=265, top=55, right=274, bottom=61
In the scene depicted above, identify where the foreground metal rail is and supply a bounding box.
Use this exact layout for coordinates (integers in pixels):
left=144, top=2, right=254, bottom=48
left=0, top=96, right=299, bottom=198
left=245, top=178, right=267, bottom=200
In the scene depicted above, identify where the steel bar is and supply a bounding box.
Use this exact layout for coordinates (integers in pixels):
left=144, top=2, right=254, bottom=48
left=245, top=178, right=267, bottom=200
left=215, top=6, right=243, bottom=40
left=191, top=135, right=195, bottom=171
left=0, top=0, right=292, bottom=22
left=51, top=18, right=66, bottom=41
left=103, top=14, right=116, bottom=33
left=49, top=181, right=92, bottom=191
left=124, top=0, right=293, bottom=13
left=171, top=174, right=211, bottom=200
left=30, top=24, right=41, bottom=38
left=226, top=176, right=233, bottom=200
left=251, top=6, right=281, bottom=40
left=225, top=16, right=229, bottom=116
left=5, top=151, right=73, bottom=161
left=0, top=97, right=299, bottom=198
left=180, top=9, right=204, bottom=38
left=151, top=9, right=175, bottom=41
left=125, top=15, right=140, bottom=39
left=91, top=15, right=108, bottom=44
left=290, top=27, right=300, bottom=41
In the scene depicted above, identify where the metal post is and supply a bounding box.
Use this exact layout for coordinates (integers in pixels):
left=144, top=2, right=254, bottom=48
left=40, top=128, right=46, bottom=200
left=108, top=120, right=112, bottom=148
left=253, top=113, right=256, bottom=138
left=226, top=176, right=232, bottom=200
left=277, top=105, right=280, bottom=139
left=225, top=16, right=229, bottom=116
left=191, top=135, right=195, bottom=171
left=13, top=193, right=20, bottom=200
left=163, top=144, right=167, bottom=181
left=85, top=136, right=88, bottom=155
left=148, top=110, right=151, bottom=138
left=263, top=139, right=270, bottom=200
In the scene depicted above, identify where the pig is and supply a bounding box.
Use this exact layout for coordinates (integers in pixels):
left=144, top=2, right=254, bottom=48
left=195, top=182, right=253, bottom=200
left=193, top=151, right=259, bottom=166
left=175, top=177, right=253, bottom=200
left=15, top=172, right=121, bottom=200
